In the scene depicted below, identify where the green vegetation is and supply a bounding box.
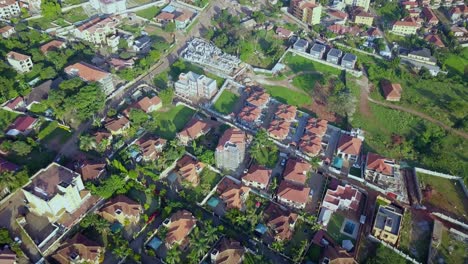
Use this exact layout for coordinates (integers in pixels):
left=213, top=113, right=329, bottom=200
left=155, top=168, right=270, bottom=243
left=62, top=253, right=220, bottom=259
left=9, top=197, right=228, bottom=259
left=149, top=105, right=195, bottom=139
left=63, top=6, right=88, bottom=23
left=374, top=0, right=407, bottom=25
left=0, top=170, right=29, bottom=196
left=434, top=228, right=468, bottom=264
left=38, top=121, right=71, bottom=146
left=263, top=85, right=312, bottom=107
left=282, top=53, right=342, bottom=76
left=326, top=213, right=353, bottom=244
left=443, top=47, right=468, bottom=76
left=417, top=172, right=468, bottom=222
left=0, top=109, right=19, bottom=132
left=183, top=168, right=221, bottom=202
left=292, top=73, right=322, bottom=93
left=249, top=129, right=279, bottom=168
left=135, top=6, right=161, bottom=20
left=212, top=90, right=238, bottom=114
left=365, top=243, right=412, bottom=264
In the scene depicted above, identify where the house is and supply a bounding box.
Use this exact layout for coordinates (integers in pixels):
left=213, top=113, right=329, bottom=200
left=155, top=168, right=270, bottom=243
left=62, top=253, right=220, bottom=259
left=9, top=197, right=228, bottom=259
left=51, top=233, right=104, bottom=264
left=341, top=53, right=357, bottom=69
left=381, top=80, right=402, bottom=101
left=22, top=163, right=90, bottom=222
left=237, top=105, right=262, bottom=128
left=327, top=10, right=348, bottom=24
left=6, top=115, right=38, bottom=136
left=78, top=161, right=106, bottom=181
left=449, top=5, right=468, bottom=21
left=100, top=195, right=142, bottom=225
left=210, top=238, right=245, bottom=264
left=319, top=184, right=362, bottom=226
left=89, top=0, right=126, bottom=14
left=126, top=95, right=162, bottom=114
left=175, top=9, right=194, bottom=30
left=422, top=7, right=439, bottom=25
left=0, top=248, right=16, bottom=264
left=326, top=48, right=343, bottom=65
left=392, top=18, right=419, bottom=35
left=0, top=0, right=20, bottom=18
left=155, top=12, right=175, bottom=25
left=352, top=7, right=374, bottom=26
left=175, top=155, right=204, bottom=187
left=6, top=51, right=33, bottom=73
left=108, top=57, right=134, bottom=71
left=215, top=128, right=246, bottom=172
left=241, top=164, right=272, bottom=190
left=104, top=115, right=130, bottom=135
left=64, top=62, right=114, bottom=95
left=372, top=205, right=403, bottom=245
left=241, top=18, right=257, bottom=29
left=275, top=27, right=293, bottom=39
left=217, top=177, right=250, bottom=211
left=364, top=153, right=403, bottom=198
left=24, top=78, right=62, bottom=109
left=309, top=43, right=326, bottom=59
left=163, top=210, right=197, bottom=250
left=40, top=40, right=66, bottom=55
left=245, top=88, right=270, bottom=109
left=311, top=230, right=357, bottom=264
left=343, top=0, right=370, bottom=11
left=132, top=35, right=152, bottom=54
left=401, top=1, right=418, bottom=9
left=0, top=25, right=15, bottom=38
left=275, top=104, right=297, bottom=122
left=407, top=48, right=437, bottom=66
left=336, top=134, right=362, bottom=164
left=424, top=34, right=445, bottom=48
left=268, top=119, right=291, bottom=141
left=174, top=71, right=218, bottom=100
left=366, top=27, right=383, bottom=40
left=451, top=26, right=468, bottom=43
left=176, top=117, right=211, bottom=145
left=293, top=38, right=309, bottom=52
left=74, top=17, right=120, bottom=45
left=283, top=159, right=311, bottom=186
left=4, top=97, right=24, bottom=110
left=299, top=118, right=328, bottom=157
left=277, top=181, right=310, bottom=209
left=265, top=203, right=298, bottom=241
left=93, top=130, right=112, bottom=146
left=135, top=136, right=166, bottom=161
left=289, top=0, right=323, bottom=25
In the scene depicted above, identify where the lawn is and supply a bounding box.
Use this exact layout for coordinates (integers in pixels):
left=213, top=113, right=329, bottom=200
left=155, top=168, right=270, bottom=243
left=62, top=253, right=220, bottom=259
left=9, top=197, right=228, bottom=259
left=212, top=90, right=239, bottom=115
left=292, top=73, right=322, bottom=93
left=263, top=85, right=312, bottom=107
left=0, top=109, right=19, bottom=132
left=398, top=211, right=412, bottom=254
left=27, top=18, right=53, bottom=30
left=135, top=6, right=161, bottom=20
left=434, top=228, right=468, bottom=264
left=187, top=168, right=222, bottom=202
left=443, top=47, right=468, bottom=76
left=63, top=6, right=88, bottom=23
left=305, top=244, right=322, bottom=262
left=38, top=121, right=71, bottom=144
left=150, top=105, right=195, bottom=139
left=282, top=53, right=343, bottom=76
left=417, top=172, right=468, bottom=222
left=326, top=213, right=354, bottom=244
left=284, top=220, right=314, bottom=258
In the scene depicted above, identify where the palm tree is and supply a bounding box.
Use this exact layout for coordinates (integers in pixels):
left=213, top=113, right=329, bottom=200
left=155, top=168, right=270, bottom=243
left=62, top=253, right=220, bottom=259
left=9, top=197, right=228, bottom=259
left=271, top=240, right=285, bottom=252
left=79, top=135, right=96, bottom=151
left=203, top=224, right=219, bottom=244
left=165, top=247, right=181, bottom=264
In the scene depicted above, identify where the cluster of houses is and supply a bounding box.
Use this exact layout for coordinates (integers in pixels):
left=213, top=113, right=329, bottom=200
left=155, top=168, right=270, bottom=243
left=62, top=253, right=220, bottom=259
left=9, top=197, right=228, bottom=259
left=154, top=4, right=196, bottom=30
left=293, top=39, right=358, bottom=70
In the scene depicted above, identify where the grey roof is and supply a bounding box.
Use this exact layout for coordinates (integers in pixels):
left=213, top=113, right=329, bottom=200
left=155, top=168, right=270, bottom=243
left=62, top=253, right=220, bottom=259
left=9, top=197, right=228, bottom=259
left=311, top=43, right=326, bottom=52
left=134, top=36, right=152, bottom=48
left=328, top=48, right=342, bottom=58
left=409, top=48, right=436, bottom=63
left=342, top=53, right=357, bottom=62
left=25, top=78, right=62, bottom=106
left=294, top=39, right=308, bottom=48
left=374, top=205, right=402, bottom=235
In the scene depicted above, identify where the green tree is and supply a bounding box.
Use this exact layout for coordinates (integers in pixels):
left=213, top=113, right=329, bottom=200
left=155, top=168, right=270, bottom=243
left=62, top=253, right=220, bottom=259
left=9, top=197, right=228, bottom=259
left=249, top=129, right=278, bottom=168
left=79, top=135, right=97, bottom=151
left=271, top=240, right=285, bottom=252
left=0, top=228, right=12, bottom=245
left=40, top=66, right=57, bottom=80
left=11, top=141, right=32, bottom=156
left=159, top=88, right=174, bottom=105
left=129, top=108, right=148, bottom=127
left=165, top=247, right=181, bottom=264
left=41, top=0, right=61, bottom=20
left=0, top=170, right=29, bottom=194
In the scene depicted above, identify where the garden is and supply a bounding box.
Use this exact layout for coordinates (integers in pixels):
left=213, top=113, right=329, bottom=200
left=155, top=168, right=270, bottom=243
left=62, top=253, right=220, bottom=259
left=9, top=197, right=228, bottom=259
left=135, top=6, right=162, bottom=20
left=263, top=85, right=312, bottom=108
left=149, top=105, right=195, bottom=139
left=212, top=90, right=239, bottom=115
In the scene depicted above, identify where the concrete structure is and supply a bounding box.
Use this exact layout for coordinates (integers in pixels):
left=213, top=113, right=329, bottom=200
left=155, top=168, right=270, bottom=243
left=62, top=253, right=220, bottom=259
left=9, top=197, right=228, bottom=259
left=343, top=0, right=370, bottom=11
left=293, top=38, right=309, bottom=52
left=175, top=71, right=217, bottom=100
left=64, top=62, right=114, bottom=95
left=309, top=43, right=326, bottom=59
left=74, top=17, right=120, bottom=45
left=392, top=18, right=419, bottom=35
left=52, top=233, right=104, bottom=264
left=241, top=165, right=272, bottom=190
left=90, top=0, right=126, bottom=14
left=215, top=128, right=246, bottom=172
left=290, top=0, right=322, bottom=25
left=100, top=195, right=142, bottom=225
left=352, top=8, right=374, bottom=26
left=0, top=0, right=20, bottom=19
left=319, top=184, right=362, bottom=226
left=364, top=153, right=404, bottom=199
left=6, top=51, right=33, bottom=73
left=372, top=205, right=403, bottom=245
left=211, top=238, right=245, bottom=264
left=326, top=48, right=343, bottom=65
left=0, top=25, right=15, bottom=38
left=407, top=48, right=437, bottom=66
left=22, top=163, right=89, bottom=222
left=341, top=53, right=357, bottom=69
left=163, top=210, right=197, bottom=250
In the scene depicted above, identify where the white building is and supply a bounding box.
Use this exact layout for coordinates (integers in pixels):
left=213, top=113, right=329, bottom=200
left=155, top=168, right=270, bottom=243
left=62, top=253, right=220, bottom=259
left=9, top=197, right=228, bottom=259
left=174, top=71, right=218, bottom=100
left=74, top=17, right=120, bottom=45
left=0, top=0, right=20, bottom=19
left=90, top=0, right=126, bottom=14
left=215, top=128, right=246, bottom=172
left=343, top=0, right=370, bottom=11
left=22, top=163, right=90, bottom=222
left=6, top=51, right=33, bottom=73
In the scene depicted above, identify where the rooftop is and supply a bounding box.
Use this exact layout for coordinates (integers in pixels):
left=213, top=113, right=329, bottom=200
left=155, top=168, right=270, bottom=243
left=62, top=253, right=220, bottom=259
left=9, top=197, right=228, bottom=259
left=65, top=62, right=110, bottom=82
left=337, top=134, right=362, bottom=156
left=216, top=127, right=246, bottom=151
left=277, top=181, right=310, bottom=205
left=283, top=159, right=311, bottom=185
left=242, top=164, right=272, bottom=186
left=52, top=233, right=103, bottom=264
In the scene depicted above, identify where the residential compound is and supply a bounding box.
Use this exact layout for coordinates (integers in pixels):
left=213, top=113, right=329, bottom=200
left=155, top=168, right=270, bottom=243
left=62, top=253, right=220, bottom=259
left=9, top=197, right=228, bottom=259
left=215, top=128, right=246, bottom=172
left=174, top=71, right=217, bottom=100
left=65, top=62, right=115, bottom=95
left=319, top=184, right=362, bottom=227
left=290, top=0, right=323, bottom=25
left=74, top=16, right=120, bottom=46
left=6, top=51, right=33, bottom=73
left=0, top=0, right=20, bottom=19
left=372, top=204, right=403, bottom=245
left=364, top=153, right=406, bottom=201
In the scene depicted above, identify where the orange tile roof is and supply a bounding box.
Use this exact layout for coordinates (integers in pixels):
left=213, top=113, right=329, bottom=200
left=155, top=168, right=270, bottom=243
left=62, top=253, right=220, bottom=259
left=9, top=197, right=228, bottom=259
left=166, top=210, right=197, bottom=247
left=424, top=34, right=445, bottom=47
left=0, top=25, right=13, bottom=34
left=6, top=51, right=30, bottom=61
left=275, top=104, right=297, bottom=120
left=277, top=181, right=310, bottom=205
left=65, top=62, right=110, bottom=82
left=175, top=10, right=193, bottom=22
left=242, top=164, right=272, bottom=187
left=394, top=18, right=418, bottom=27
left=328, top=10, right=348, bottom=20
left=52, top=233, right=103, bottom=264
left=381, top=80, right=402, bottom=100
left=40, top=40, right=65, bottom=54
left=237, top=105, right=261, bottom=123
left=178, top=118, right=211, bottom=141
left=304, top=118, right=328, bottom=137
left=155, top=12, right=175, bottom=21
left=131, top=95, right=161, bottom=113
left=100, top=194, right=142, bottom=218
left=136, top=136, right=166, bottom=159
left=265, top=203, right=298, bottom=241
left=176, top=155, right=204, bottom=186
left=93, top=130, right=111, bottom=144
left=216, top=127, right=246, bottom=151
left=104, top=116, right=130, bottom=132
left=217, top=177, right=250, bottom=210
left=366, top=152, right=394, bottom=176
left=246, top=89, right=270, bottom=107
left=299, top=134, right=322, bottom=156
left=268, top=119, right=291, bottom=140
left=337, top=134, right=362, bottom=156
left=79, top=161, right=106, bottom=181
left=213, top=238, right=245, bottom=264
left=283, top=159, right=311, bottom=185
left=422, top=7, right=438, bottom=22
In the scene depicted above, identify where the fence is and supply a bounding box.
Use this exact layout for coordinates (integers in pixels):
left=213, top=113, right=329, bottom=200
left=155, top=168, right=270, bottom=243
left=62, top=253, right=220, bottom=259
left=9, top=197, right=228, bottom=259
left=367, top=235, right=421, bottom=264
left=415, top=167, right=468, bottom=199
left=432, top=212, right=468, bottom=230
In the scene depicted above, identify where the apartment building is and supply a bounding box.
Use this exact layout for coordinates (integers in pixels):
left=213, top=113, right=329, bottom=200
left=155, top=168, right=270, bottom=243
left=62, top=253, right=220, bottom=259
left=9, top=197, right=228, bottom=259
left=90, top=0, right=126, bottom=14
left=344, top=0, right=370, bottom=11
left=0, top=25, right=15, bottom=38
left=0, top=0, right=20, bottom=19
left=392, top=19, right=420, bottom=35
left=290, top=0, right=322, bottom=25
left=211, top=238, right=245, bottom=264
left=74, top=17, right=120, bottom=45
left=64, top=62, right=114, bottom=95
left=174, top=71, right=218, bottom=100
left=352, top=8, right=374, bottom=26
left=6, top=51, right=33, bottom=73
left=215, top=128, right=246, bottom=172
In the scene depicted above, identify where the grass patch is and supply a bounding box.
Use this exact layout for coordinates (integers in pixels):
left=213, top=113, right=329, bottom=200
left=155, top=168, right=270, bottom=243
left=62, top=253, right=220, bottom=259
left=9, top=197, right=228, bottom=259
left=63, top=6, right=88, bottom=23
left=38, top=121, right=71, bottom=144
left=327, top=213, right=355, bottom=244
left=263, top=85, right=312, bottom=107
left=0, top=109, right=19, bottom=132
left=283, top=52, right=342, bottom=76
left=212, top=90, right=239, bottom=115
left=443, top=47, right=468, bottom=76
left=284, top=220, right=314, bottom=257
left=150, top=105, right=195, bottom=139
left=398, top=210, right=412, bottom=253
left=135, top=6, right=161, bottom=20
left=29, top=103, right=48, bottom=115
left=292, top=73, right=322, bottom=92
left=417, top=172, right=468, bottom=222
left=127, top=187, right=159, bottom=214
left=434, top=228, right=468, bottom=264
left=27, top=18, right=53, bottom=30
left=186, top=168, right=221, bottom=202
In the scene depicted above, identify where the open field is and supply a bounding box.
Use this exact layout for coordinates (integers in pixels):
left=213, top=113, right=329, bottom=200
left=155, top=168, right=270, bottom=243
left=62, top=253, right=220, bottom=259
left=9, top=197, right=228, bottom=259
left=212, top=90, right=238, bottom=115
left=63, top=6, right=88, bottom=23
left=282, top=53, right=342, bottom=76
left=263, top=85, right=312, bottom=107
left=292, top=73, right=322, bottom=93
left=136, top=6, right=161, bottom=20
left=150, top=105, right=195, bottom=139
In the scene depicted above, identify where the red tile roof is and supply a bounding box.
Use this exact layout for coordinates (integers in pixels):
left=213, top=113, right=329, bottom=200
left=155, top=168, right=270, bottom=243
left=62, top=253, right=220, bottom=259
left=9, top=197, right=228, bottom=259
left=337, top=134, right=362, bottom=156
left=265, top=203, right=298, bottom=241
left=40, top=40, right=65, bottom=54
left=242, top=164, right=272, bottom=187
left=328, top=10, right=348, bottom=20
left=79, top=161, right=106, bottom=181
left=237, top=105, right=261, bottom=123
left=283, top=159, right=311, bottom=185
left=65, top=62, right=110, bottom=82
left=366, top=152, right=394, bottom=176
left=165, top=210, right=197, bottom=247
left=155, top=12, right=175, bottom=21
left=52, top=233, right=103, bottom=264
left=275, top=104, right=297, bottom=121
left=178, top=118, right=211, bottom=141
left=216, top=128, right=245, bottom=151
left=100, top=194, right=142, bottom=218
left=217, top=177, right=250, bottom=210
left=267, top=119, right=291, bottom=140
left=246, top=89, right=270, bottom=107
left=323, top=184, right=362, bottom=212
left=275, top=27, right=293, bottom=38
left=176, top=155, right=204, bottom=186
left=422, top=7, right=439, bottom=23
left=104, top=116, right=130, bottom=132
left=0, top=25, right=13, bottom=34
left=381, top=80, right=402, bottom=101
left=5, top=97, right=23, bottom=110
left=277, top=181, right=310, bottom=205
left=8, top=115, right=36, bottom=132
left=129, top=96, right=161, bottom=113
left=424, top=34, right=445, bottom=47
left=0, top=248, right=16, bottom=264
left=6, top=51, right=30, bottom=61
left=394, top=18, right=418, bottom=27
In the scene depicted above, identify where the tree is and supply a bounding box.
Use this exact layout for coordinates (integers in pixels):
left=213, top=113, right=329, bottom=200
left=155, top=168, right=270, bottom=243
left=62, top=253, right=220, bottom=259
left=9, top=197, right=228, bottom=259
left=249, top=129, right=279, bottom=168
left=198, top=150, right=214, bottom=165
left=87, top=174, right=127, bottom=199
left=271, top=240, right=285, bottom=252
left=80, top=214, right=110, bottom=235
left=159, top=88, right=174, bottom=105
left=41, top=0, right=61, bottom=20
left=203, top=224, right=219, bottom=244
left=79, top=135, right=97, bottom=151
left=0, top=228, right=12, bottom=245
left=129, top=109, right=148, bottom=127
left=327, top=92, right=357, bottom=118
left=11, top=141, right=32, bottom=156
left=0, top=170, right=29, bottom=194
left=40, top=66, right=57, bottom=80
left=165, top=247, right=181, bottom=264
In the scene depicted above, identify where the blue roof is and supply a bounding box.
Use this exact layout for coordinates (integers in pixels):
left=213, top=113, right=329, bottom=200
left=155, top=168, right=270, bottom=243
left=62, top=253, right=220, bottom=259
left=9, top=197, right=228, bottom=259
left=332, top=157, right=343, bottom=169
left=147, top=237, right=162, bottom=251
left=255, top=223, right=268, bottom=234
left=162, top=5, right=175, bottom=13
left=207, top=197, right=220, bottom=208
